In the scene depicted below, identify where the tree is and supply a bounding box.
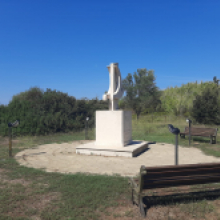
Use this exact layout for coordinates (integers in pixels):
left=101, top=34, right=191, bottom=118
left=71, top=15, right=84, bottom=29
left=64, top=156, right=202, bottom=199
left=0, top=85, right=110, bottom=137
left=191, top=85, right=220, bottom=125
left=213, top=76, right=220, bottom=86
left=122, top=68, right=161, bottom=120
left=118, top=97, right=126, bottom=109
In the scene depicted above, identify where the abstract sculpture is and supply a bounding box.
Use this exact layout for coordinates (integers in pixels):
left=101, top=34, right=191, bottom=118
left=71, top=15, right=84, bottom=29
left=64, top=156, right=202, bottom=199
left=76, top=62, right=148, bottom=157
left=103, top=63, right=124, bottom=111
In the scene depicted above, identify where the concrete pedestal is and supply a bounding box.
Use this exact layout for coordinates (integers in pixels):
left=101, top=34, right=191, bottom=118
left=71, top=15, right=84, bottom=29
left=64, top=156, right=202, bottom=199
left=76, top=110, right=148, bottom=157
left=95, top=110, right=132, bottom=148
left=76, top=140, right=149, bottom=157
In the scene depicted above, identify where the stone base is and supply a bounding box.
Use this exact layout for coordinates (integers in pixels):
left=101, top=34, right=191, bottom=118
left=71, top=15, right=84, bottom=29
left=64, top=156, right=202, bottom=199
left=76, top=140, right=149, bottom=157
left=95, top=110, right=132, bottom=148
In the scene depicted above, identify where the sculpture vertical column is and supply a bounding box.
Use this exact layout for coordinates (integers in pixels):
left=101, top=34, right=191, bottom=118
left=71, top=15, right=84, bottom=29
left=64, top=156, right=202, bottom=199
left=103, top=63, right=124, bottom=111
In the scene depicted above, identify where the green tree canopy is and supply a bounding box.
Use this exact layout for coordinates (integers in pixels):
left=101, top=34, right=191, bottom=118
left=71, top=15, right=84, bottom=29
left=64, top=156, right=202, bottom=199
left=191, top=84, right=220, bottom=125
left=0, top=86, right=108, bottom=137
left=122, top=68, right=162, bottom=120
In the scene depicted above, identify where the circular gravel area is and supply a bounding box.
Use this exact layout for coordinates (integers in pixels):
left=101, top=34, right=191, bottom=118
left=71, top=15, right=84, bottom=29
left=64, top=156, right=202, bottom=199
left=15, top=140, right=220, bottom=177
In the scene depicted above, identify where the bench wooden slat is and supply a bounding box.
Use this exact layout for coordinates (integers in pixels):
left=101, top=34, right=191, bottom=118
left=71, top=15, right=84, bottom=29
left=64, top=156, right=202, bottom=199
left=180, top=133, right=215, bottom=137
left=184, top=133, right=214, bottom=137
left=143, top=174, right=220, bottom=189
left=143, top=167, right=220, bottom=180
left=142, top=162, right=220, bottom=172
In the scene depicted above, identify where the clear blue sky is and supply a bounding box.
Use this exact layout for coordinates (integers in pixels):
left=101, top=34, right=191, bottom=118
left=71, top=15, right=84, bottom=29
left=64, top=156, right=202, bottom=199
left=1, top=0, right=220, bottom=106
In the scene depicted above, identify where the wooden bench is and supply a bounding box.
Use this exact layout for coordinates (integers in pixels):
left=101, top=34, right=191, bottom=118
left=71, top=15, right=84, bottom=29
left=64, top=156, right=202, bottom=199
left=180, top=127, right=218, bottom=144
left=129, top=163, right=220, bottom=218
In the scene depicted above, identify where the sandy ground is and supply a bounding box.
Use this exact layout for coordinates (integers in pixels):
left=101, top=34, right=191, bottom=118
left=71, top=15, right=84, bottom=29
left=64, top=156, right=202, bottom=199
left=14, top=140, right=220, bottom=177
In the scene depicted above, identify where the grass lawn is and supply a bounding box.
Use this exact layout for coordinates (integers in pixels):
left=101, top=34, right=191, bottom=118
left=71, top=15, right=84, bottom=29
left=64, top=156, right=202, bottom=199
left=1, top=114, right=220, bottom=220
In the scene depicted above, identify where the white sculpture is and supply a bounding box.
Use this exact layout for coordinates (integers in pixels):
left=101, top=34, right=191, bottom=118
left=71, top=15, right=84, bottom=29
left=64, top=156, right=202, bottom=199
left=76, top=62, right=148, bottom=157
left=103, top=63, right=124, bottom=110
left=94, top=62, right=131, bottom=148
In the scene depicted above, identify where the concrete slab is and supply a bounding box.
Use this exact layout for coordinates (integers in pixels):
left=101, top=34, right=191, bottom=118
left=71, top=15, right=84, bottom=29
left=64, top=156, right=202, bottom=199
left=76, top=140, right=149, bottom=157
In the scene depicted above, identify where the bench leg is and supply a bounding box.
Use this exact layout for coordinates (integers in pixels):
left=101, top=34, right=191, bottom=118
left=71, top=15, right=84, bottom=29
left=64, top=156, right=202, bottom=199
left=210, top=137, right=216, bottom=144
left=131, top=189, right=135, bottom=205
left=139, top=196, right=146, bottom=218
left=131, top=188, right=139, bottom=205
left=180, top=134, right=185, bottom=139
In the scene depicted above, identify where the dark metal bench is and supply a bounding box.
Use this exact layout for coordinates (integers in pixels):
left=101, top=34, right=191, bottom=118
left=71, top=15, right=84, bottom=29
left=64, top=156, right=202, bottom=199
left=180, top=127, right=218, bottom=144
left=129, top=163, right=220, bottom=218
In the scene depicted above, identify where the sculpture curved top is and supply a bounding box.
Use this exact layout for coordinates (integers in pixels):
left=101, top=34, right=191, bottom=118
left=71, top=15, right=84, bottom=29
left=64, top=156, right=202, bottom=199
left=103, top=63, right=124, bottom=110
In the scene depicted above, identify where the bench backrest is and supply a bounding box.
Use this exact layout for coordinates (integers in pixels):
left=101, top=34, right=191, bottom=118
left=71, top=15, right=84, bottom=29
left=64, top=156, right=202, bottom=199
left=139, top=163, right=220, bottom=191
left=183, top=127, right=218, bottom=136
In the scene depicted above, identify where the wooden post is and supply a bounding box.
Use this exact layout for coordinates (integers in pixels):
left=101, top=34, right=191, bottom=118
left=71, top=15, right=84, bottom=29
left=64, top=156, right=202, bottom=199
left=8, top=127, right=12, bottom=157
left=186, top=119, right=192, bottom=146
left=175, top=134, right=178, bottom=165
left=85, top=120, right=88, bottom=140
left=85, top=121, right=86, bottom=140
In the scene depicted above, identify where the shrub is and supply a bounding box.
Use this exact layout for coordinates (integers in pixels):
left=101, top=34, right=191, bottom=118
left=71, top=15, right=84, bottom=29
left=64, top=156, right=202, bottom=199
left=191, top=86, right=220, bottom=125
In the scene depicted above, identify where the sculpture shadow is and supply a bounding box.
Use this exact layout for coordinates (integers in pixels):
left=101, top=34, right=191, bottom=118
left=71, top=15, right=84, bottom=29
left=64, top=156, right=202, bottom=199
left=142, top=187, right=220, bottom=215
left=127, top=141, right=157, bottom=145
left=133, top=141, right=156, bottom=157
left=128, top=140, right=142, bottom=145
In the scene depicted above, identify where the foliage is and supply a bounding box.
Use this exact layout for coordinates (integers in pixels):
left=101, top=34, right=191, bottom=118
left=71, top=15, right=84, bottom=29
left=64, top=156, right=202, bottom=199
left=213, top=76, right=220, bottom=86
left=0, top=87, right=108, bottom=137
left=121, top=68, right=162, bottom=120
left=1, top=74, right=220, bottom=137
left=191, top=84, right=220, bottom=125
left=159, top=78, right=220, bottom=117
left=118, top=98, right=126, bottom=109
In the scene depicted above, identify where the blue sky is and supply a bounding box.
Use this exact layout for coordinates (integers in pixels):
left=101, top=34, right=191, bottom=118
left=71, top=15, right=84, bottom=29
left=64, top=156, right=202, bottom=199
left=1, top=0, right=220, bottom=106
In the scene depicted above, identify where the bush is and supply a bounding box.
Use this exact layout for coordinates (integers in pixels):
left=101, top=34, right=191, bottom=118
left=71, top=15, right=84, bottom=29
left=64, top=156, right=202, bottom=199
left=191, top=86, right=220, bottom=125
